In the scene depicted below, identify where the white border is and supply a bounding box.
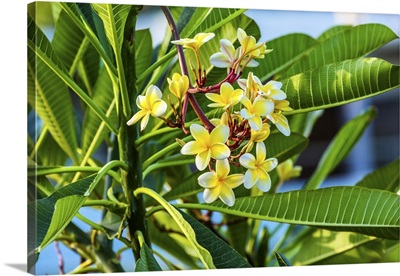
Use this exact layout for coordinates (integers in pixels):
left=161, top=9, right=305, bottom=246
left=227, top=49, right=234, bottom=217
left=1, top=0, right=398, bottom=275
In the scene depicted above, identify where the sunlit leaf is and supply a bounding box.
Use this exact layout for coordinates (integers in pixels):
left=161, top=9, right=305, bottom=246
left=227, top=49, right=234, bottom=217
left=282, top=58, right=399, bottom=114
left=355, top=159, right=399, bottom=192
left=184, top=186, right=400, bottom=240
left=281, top=23, right=398, bottom=78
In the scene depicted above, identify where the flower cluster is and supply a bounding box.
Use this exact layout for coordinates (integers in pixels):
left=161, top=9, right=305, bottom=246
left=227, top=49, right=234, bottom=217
left=127, top=28, right=293, bottom=206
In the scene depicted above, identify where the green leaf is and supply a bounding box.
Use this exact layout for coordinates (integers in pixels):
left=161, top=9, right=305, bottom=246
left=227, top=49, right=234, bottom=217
left=30, top=174, right=97, bottom=253
left=81, top=67, right=117, bottom=154
left=251, top=33, right=317, bottom=82
left=91, top=4, right=131, bottom=52
left=317, top=25, right=353, bottom=41
left=281, top=23, right=398, bottom=78
left=28, top=14, right=118, bottom=135
left=355, top=159, right=400, bottom=192
left=282, top=58, right=400, bottom=114
left=148, top=212, right=200, bottom=269
left=304, top=107, right=376, bottom=190
left=136, top=188, right=215, bottom=269
left=179, top=186, right=400, bottom=240
left=180, top=7, right=246, bottom=38
left=290, top=229, right=378, bottom=265
left=135, top=29, right=153, bottom=78
left=274, top=252, right=292, bottom=266
left=135, top=242, right=162, bottom=272
left=28, top=15, right=79, bottom=163
left=179, top=209, right=252, bottom=268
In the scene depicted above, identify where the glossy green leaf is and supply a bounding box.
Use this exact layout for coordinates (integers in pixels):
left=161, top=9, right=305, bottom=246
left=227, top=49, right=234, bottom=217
left=30, top=174, right=97, bottom=253
left=179, top=209, right=252, bottom=268
left=180, top=7, right=246, bottom=38
left=81, top=67, right=117, bottom=154
left=135, top=242, right=162, bottom=272
left=317, top=25, right=353, bottom=41
left=355, top=159, right=399, bottom=192
left=290, top=229, right=378, bottom=265
left=179, top=186, right=399, bottom=240
left=303, top=107, right=376, bottom=190
left=251, top=33, right=317, bottom=82
left=148, top=212, right=200, bottom=269
left=281, top=23, right=398, bottom=78
left=28, top=15, right=79, bottom=163
left=282, top=58, right=400, bottom=114
left=136, top=188, right=215, bottom=269
left=135, top=29, right=153, bottom=79
left=91, top=4, right=131, bottom=52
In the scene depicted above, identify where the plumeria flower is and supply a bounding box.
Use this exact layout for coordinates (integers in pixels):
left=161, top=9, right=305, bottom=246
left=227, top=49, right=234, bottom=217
left=127, top=85, right=167, bottom=131
left=267, top=100, right=292, bottom=136
left=210, top=39, right=259, bottom=69
left=239, top=142, right=278, bottom=192
left=206, top=82, right=244, bottom=109
left=240, top=95, right=274, bottom=131
left=237, top=72, right=262, bottom=101
left=198, top=159, right=244, bottom=206
left=237, top=28, right=272, bottom=59
left=258, top=80, right=287, bottom=100
left=171, top=33, right=215, bottom=53
left=180, top=124, right=230, bottom=171
left=267, top=112, right=291, bottom=136
left=167, top=73, right=189, bottom=101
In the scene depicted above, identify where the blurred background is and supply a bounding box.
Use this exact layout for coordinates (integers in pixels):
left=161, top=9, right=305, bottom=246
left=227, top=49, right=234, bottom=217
left=28, top=3, right=399, bottom=274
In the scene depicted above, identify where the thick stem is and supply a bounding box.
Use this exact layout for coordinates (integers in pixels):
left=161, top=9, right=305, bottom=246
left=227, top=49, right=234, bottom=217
left=118, top=6, right=150, bottom=261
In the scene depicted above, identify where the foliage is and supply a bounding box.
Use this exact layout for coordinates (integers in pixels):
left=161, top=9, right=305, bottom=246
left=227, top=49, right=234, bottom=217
left=28, top=2, right=399, bottom=273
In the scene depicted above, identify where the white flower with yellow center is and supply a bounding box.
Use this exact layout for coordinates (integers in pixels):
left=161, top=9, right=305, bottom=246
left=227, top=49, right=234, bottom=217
left=206, top=82, right=244, bottom=109
left=198, top=159, right=244, bottom=206
left=180, top=124, right=231, bottom=171
left=127, top=85, right=167, bottom=131
left=239, top=142, right=278, bottom=192
left=240, top=95, right=274, bottom=131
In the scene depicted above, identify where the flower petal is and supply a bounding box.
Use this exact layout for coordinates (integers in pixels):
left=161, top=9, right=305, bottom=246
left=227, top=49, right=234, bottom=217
left=151, top=100, right=167, bottom=117
left=136, top=95, right=148, bottom=110
left=260, top=158, right=278, bottom=173
left=146, top=85, right=163, bottom=104
left=224, top=174, right=244, bottom=189
left=190, top=124, right=210, bottom=145
left=243, top=169, right=258, bottom=189
left=240, top=108, right=254, bottom=120
left=198, top=172, right=219, bottom=188
left=255, top=169, right=272, bottom=192
left=180, top=141, right=205, bottom=155
left=274, top=113, right=291, bottom=136
left=195, top=150, right=211, bottom=171
left=248, top=115, right=262, bottom=131
left=205, top=92, right=223, bottom=105
left=126, top=110, right=147, bottom=126
left=239, top=153, right=256, bottom=169
left=256, top=142, right=267, bottom=163
left=210, top=124, right=230, bottom=144
left=253, top=97, right=274, bottom=116
left=140, top=112, right=150, bottom=131
left=210, top=143, right=230, bottom=160
left=203, top=186, right=221, bottom=204
left=210, top=52, right=231, bottom=68
left=216, top=158, right=230, bottom=178
left=219, top=185, right=235, bottom=206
